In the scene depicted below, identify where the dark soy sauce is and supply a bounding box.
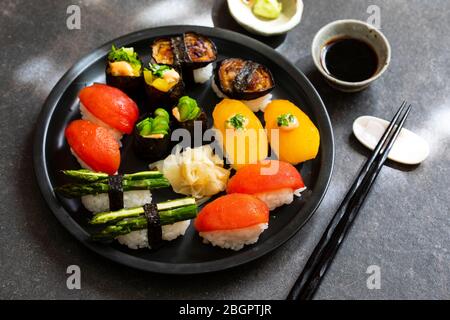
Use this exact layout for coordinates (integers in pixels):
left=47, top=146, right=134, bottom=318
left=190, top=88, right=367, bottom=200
left=321, top=38, right=378, bottom=82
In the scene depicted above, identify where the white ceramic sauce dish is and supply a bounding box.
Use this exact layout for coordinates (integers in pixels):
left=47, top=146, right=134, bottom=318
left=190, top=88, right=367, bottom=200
left=312, top=19, right=391, bottom=92
left=227, top=0, right=303, bottom=36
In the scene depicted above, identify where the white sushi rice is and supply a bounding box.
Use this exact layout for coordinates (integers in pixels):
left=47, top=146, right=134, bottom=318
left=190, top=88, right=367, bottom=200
left=193, top=63, right=213, bottom=84
left=81, top=190, right=152, bottom=213
left=70, top=147, right=93, bottom=171
left=116, top=220, right=191, bottom=249
left=80, top=102, right=123, bottom=143
left=211, top=77, right=226, bottom=98
left=254, top=188, right=295, bottom=211
left=211, top=75, right=272, bottom=112
left=253, top=187, right=307, bottom=210
left=294, top=186, right=307, bottom=197
left=199, top=223, right=268, bottom=251
left=242, top=93, right=273, bottom=112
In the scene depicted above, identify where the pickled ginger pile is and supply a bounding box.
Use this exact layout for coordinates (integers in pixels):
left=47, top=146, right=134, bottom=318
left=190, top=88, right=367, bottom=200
left=153, top=145, right=230, bottom=199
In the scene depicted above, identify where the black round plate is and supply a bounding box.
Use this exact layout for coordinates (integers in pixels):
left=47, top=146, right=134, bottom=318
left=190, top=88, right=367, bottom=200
left=33, top=26, right=334, bottom=274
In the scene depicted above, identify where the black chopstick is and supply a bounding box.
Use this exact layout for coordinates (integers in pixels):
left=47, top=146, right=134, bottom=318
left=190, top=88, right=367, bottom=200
left=287, top=102, right=412, bottom=300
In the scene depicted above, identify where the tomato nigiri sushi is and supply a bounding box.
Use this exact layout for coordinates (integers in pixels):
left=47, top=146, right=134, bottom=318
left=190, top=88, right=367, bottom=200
left=227, top=160, right=306, bottom=210
left=195, top=194, right=269, bottom=251
left=79, top=83, right=139, bottom=141
left=65, top=119, right=120, bottom=175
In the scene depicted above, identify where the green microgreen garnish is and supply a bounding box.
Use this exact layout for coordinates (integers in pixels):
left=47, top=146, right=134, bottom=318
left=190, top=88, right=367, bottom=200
left=147, top=63, right=171, bottom=78
left=107, top=45, right=141, bottom=69
left=226, top=113, right=248, bottom=130
left=277, top=113, right=297, bottom=127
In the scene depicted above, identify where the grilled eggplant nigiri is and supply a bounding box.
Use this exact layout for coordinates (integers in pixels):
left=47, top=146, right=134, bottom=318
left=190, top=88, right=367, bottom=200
left=212, top=58, right=275, bottom=112
left=152, top=38, right=176, bottom=66
left=152, top=33, right=217, bottom=84
left=181, top=32, right=217, bottom=84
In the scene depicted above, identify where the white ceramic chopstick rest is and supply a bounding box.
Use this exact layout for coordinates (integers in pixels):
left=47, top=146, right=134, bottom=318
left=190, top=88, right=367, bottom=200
left=353, top=115, right=430, bottom=165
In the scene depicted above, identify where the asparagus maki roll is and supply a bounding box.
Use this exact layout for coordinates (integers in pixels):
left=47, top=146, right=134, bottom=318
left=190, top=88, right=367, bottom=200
left=143, top=63, right=184, bottom=109
left=90, top=197, right=198, bottom=250
left=106, top=45, right=143, bottom=97
left=172, top=96, right=208, bottom=146
left=133, top=108, right=172, bottom=161
left=54, top=169, right=170, bottom=213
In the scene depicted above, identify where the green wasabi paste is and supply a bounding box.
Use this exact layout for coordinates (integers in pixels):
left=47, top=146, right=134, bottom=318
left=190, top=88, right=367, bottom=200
left=252, top=0, right=282, bottom=20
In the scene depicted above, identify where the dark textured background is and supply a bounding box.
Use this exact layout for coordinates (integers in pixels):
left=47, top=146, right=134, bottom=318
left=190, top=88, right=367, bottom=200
left=1, top=0, right=449, bottom=299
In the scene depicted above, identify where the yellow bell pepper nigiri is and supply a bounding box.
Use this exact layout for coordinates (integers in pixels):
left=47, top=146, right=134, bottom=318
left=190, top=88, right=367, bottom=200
left=264, top=100, right=320, bottom=165
left=213, top=99, right=268, bottom=169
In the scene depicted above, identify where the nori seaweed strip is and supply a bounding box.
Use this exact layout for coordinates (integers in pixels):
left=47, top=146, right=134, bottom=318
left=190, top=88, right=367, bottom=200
left=233, top=61, right=259, bottom=93
left=133, top=129, right=171, bottom=161
left=108, top=175, right=124, bottom=211
left=144, top=203, right=163, bottom=249
left=176, top=111, right=208, bottom=147
left=105, top=71, right=143, bottom=99
left=171, top=36, right=188, bottom=67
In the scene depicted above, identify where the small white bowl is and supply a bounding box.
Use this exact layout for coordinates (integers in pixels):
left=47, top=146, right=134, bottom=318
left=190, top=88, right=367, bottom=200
left=227, top=0, right=303, bottom=36
left=312, top=19, right=391, bottom=92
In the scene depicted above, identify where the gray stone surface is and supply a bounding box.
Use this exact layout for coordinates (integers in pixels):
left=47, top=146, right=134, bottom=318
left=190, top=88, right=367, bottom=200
left=1, top=0, right=449, bottom=299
